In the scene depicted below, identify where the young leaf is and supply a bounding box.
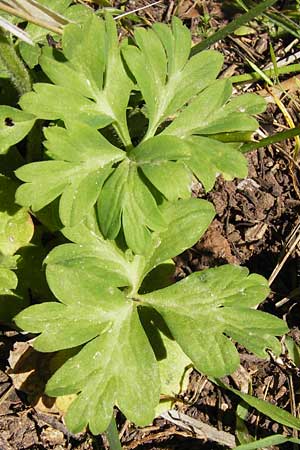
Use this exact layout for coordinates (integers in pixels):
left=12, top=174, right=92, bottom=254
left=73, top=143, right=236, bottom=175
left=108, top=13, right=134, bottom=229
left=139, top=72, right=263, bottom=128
left=0, top=106, right=35, bottom=154
left=141, top=265, right=287, bottom=377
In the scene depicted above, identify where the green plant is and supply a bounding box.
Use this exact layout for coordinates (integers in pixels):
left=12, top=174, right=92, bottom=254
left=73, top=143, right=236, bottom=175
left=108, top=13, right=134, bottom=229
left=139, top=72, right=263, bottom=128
left=0, top=8, right=294, bottom=443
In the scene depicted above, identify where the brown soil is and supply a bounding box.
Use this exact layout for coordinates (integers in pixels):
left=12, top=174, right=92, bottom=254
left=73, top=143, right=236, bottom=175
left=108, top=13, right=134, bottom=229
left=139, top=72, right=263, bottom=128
left=1, top=1, right=300, bottom=449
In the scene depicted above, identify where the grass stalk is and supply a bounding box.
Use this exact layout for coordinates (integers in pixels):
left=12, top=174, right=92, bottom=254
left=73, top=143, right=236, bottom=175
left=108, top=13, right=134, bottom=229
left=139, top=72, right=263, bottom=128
left=191, top=0, right=278, bottom=55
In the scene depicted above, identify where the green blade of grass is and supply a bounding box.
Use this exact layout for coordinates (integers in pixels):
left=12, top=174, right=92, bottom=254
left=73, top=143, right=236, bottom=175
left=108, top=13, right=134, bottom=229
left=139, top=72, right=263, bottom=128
left=241, top=126, right=300, bottom=153
left=191, top=0, right=278, bottom=55
left=264, top=11, right=300, bottom=39
left=269, top=42, right=279, bottom=82
left=245, top=58, right=273, bottom=85
left=230, top=63, right=300, bottom=84
left=105, top=416, right=122, bottom=450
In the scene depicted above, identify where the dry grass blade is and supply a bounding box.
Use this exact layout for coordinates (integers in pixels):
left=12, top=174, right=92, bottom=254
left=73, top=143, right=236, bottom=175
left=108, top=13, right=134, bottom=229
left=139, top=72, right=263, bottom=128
left=0, top=0, right=71, bottom=35
left=161, top=410, right=236, bottom=448
left=3, top=0, right=69, bottom=25
left=0, top=15, right=33, bottom=44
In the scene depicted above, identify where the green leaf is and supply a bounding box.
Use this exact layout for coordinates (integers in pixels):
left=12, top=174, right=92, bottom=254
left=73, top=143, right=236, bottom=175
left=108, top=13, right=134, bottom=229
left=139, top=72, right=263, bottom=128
left=0, top=263, right=24, bottom=323
left=130, top=135, right=193, bottom=201
left=285, top=335, right=300, bottom=367
left=54, top=217, right=147, bottom=295
left=142, top=162, right=192, bottom=202
left=15, top=160, right=80, bottom=211
left=0, top=176, right=33, bottom=322
left=0, top=175, right=34, bottom=256
left=187, top=136, right=248, bottom=191
left=122, top=17, right=224, bottom=138
left=97, top=160, right=128, bottom=240
left=164, top=81, right=265, bottom=138
left=122, top=166, right=167, bottom=254
left=15, top=122, right=124, bottom=225
left=141, top=265, right=286, bottom=376
left=19, top=83, right=113, bottom=128
left=0, top=258, right=17, bottom=294
left=20, top=14, right=133, bottom=145
left=15, top=288, right=160, bottom=434
left=130, top=135, right=191, bottom=164
left=45, top=243, right=131, bottom=296
left=139, top=307, right=191, bottom=416
left=0, top=106, right=35, bottom=154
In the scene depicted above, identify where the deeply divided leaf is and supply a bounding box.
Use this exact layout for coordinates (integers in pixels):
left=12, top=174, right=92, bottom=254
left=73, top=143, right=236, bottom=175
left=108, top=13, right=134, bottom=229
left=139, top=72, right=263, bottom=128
left=141, top=265, right=287, bottom=377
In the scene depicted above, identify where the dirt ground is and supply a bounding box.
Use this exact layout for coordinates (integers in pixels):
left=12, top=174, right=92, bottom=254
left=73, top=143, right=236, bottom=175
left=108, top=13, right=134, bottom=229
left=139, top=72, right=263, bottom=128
left=1, top=1, right=300, bottom=449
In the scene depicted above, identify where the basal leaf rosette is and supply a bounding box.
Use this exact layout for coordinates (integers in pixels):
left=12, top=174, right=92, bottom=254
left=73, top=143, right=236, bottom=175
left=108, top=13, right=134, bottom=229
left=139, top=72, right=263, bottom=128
left=15, top=201, right=287, bottom=435
left=16, top=15, right=266, bottom=255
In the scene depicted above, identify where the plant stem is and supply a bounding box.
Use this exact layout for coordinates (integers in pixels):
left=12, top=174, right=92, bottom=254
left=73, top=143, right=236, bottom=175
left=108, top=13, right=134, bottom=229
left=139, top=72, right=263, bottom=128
left=229, top=63, right=300, bottom=84
left=240, top=126, right=300, bottom=153
left=106, top=415, right=122, bottom=450
left=0, top=30, right=31, bottom=95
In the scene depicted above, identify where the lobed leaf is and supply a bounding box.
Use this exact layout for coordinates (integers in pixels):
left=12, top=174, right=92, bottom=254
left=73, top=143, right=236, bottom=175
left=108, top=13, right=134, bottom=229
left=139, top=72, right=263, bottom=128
left=19, top=83, right=113, bottom=128
left=162, top=79, right=263, bottom=138
left=187, top=136, right=248, bottom=191
left=141, top=265, right=287, bottom=377
left=15, top=122, right=124, bottom=224
left=15, top=288, right=160, bottom=435
left=19, top=14, right=133, bottom=145
left=122, top=17, right=224, bottom=138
